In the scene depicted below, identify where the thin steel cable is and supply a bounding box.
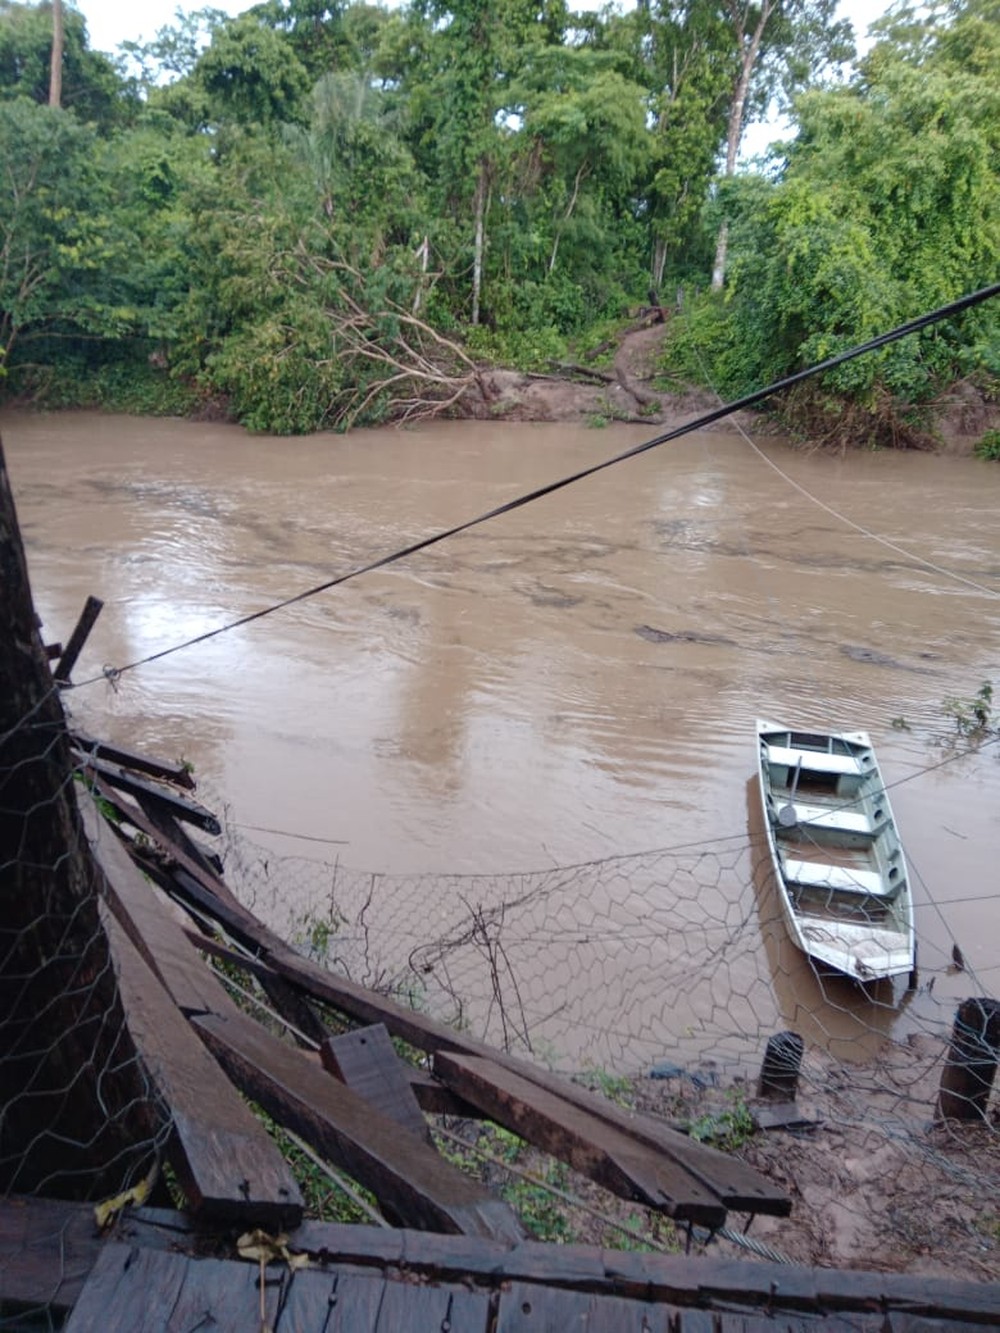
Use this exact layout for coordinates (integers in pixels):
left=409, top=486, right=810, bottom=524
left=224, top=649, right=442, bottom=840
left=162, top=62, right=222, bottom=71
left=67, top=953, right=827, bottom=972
left=68, top=281, right=1000, bottom=690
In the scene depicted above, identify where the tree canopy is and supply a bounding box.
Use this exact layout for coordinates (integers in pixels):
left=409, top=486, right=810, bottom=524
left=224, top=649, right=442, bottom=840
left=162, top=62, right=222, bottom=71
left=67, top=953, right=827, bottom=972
left=0, top=0, right=997, bottom=438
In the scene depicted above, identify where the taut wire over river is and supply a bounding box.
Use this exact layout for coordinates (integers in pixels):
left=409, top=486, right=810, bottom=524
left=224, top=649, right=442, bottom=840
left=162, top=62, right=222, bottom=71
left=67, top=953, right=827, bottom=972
left=6, top=410, right=1000, bottom=1072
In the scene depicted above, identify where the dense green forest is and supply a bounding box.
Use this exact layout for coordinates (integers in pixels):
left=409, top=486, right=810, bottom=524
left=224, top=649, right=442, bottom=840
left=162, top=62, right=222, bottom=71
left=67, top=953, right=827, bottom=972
left=1, top=0, right=998, bottom=437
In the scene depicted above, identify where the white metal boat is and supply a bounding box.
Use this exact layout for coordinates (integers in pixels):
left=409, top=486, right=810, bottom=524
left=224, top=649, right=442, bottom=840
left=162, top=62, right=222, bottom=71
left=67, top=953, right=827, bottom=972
left=756, top=720, right=915, bottom=982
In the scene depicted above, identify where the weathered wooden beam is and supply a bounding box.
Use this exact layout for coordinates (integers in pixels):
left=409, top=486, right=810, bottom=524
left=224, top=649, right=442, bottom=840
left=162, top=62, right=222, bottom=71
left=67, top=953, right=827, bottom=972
left=182, top=930, right=481, bottom=1115
left=65, top=1240, right=497, bottom=1333
left=937, top=997, right=1000, bottom=1122
left=434, top=1051, right=725, bottom=1227
left=321, top=1024, right=433, bottom=1145
left=106, top=910, right=303, bottom=1229
left=758, top=1030, right=804, bottom=1101
left=71, top=730, right=196, bottom=789
left=0, top=1196, right=105, bottom=1312
left=192, top=1008, right=525, bottom=1241
left=77, top=753, right=221, bottom=834
left=158, top=863, right=789, bottom=1216
left=89, top=776, right=243, bottom=914
left=81, top=793, right=240, bottom=1020
left=8, top=1198, right=1000, bottom=1326
left=53, top=593, right=103, bottom=683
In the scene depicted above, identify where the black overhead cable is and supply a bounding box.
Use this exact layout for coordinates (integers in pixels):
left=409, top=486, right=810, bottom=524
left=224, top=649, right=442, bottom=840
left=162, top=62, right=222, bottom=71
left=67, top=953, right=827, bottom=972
left=74, top=279, right=1000, bottom=690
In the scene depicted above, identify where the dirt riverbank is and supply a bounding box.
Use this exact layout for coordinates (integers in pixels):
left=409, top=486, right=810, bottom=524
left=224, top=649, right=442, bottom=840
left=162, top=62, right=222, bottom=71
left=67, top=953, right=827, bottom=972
left=468, top=321, right=999, bottom=453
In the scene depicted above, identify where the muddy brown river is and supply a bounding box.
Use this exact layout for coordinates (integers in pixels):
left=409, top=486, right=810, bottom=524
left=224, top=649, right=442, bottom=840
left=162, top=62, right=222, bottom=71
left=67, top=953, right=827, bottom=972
left=5, top=410, right=1000, bottom=1073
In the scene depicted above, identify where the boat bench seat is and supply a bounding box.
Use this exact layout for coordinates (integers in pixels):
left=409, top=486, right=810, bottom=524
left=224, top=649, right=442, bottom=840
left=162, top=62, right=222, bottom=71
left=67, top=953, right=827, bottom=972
left=766, top=745, right=863, bottom=777
left=783, top=858, right=892, bottom=898
left=791, top=803, right=873, bottom=835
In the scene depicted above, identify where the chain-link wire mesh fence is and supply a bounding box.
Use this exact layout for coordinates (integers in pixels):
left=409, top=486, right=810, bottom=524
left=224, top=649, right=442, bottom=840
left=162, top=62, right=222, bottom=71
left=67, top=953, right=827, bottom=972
left=222, top=810, right=1000, bottom=1276
left=1, top=448, right=171, bottom=1329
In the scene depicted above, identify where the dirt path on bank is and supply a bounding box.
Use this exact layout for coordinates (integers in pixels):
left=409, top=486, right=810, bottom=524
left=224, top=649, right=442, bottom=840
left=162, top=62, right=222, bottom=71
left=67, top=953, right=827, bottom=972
left=472, top=321, right=724, bottom=431
left=467, top=321, right=997, bottom=454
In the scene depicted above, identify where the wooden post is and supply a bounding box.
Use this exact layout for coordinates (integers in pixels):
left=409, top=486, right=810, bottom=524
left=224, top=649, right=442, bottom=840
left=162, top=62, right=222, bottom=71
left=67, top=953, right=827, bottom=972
left=0, top=437, right=155, bottom=1197
left=757, top=1031, right=804, bottom=1101
left=53, top=594, right=103, bottom=683
left=937, top=998, right=1000, bottom=1122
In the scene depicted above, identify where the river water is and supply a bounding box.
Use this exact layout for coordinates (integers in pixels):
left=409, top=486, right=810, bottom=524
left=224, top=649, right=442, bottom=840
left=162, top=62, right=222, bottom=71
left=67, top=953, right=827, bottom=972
left=5, top=410, right=1000, bottom=1073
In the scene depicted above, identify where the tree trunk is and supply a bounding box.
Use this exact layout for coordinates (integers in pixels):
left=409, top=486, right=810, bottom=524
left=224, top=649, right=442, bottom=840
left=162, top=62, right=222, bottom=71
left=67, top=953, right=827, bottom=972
left=711, top=0, right=774, bottom=291
left=652, top=236, right=668, bottom=290
left=49, top=0, right=63, bottom=108
left=471, top=161, right=486, bottom=327
left=0, top=436, right=159, bottom=1198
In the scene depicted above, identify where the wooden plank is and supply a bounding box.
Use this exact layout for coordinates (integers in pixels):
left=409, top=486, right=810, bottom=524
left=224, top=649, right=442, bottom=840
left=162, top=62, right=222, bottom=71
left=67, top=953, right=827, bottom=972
left=368, top=1277, right=494, bottom=1331
left=80, top=791, right=241, bottom=1019
left=64, top=1244, right=262, bottom=1333
left=434, top=1051, right=725, bottom=1227
left=134, top=793, right=223, bottom=882
left=77, top=752, right=221, bottom=833
left=71, top=730, right=196, bottom=789
left=53, top=593, right=103, bottom=683
left=106, top=910, right=303, bottom=1229
left=193, top=1008, right=526, bottom=1242
left=7, top=1200, right=998, bottom=1328
left=158, top=865, right=788, bottom=1216
left=184, top=933, right=477, bottom=1115
left=91, top=781, right=244, bottom=912
left=0, top=1196, right=104, bottom=1312
left=496, top=1281, right=675, bottom=1331
left=321, top=1024, right=432, bottom=1145
left=280, top=1268, right=390, bottom=1330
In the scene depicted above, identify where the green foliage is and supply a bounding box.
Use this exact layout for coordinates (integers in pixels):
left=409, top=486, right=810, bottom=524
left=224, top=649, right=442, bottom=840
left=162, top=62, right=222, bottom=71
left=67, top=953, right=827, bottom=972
left=1, top=0, right=996, bottom=434
left=193, top=15, right=310, bottom=128
left=943, top=681, right=995, bottom=736
left=974, top=428, right=1000, bottom=461
left=22, top=357, right=200, bottom=416
left=466, top=322, right=566, bottom=371
left=0, top=0, right=135, bottom=130
left=688, top=1091, right=754, bottom=1152
left=667, top=5, right=1000, bottom=434
left=580, top=1065, right=634, bottom=1108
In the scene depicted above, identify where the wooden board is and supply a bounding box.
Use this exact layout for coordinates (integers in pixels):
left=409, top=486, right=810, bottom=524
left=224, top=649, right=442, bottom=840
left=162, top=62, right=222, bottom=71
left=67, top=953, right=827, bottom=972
left=106, top=910, right=303, bottom=1229
left=63, top=1241, right=497, bottom=1332
left=184, top=934, right=475, bottom=1116
left=71, top=732, right=196, bottom=789
left=193, top=1008, right=526, bottom=1241
left=434, top=1051, right=725, bottom=1227
left=496, top=1281, right=678, bottom=1331
left=320, top=1024, right=432, bottom=1145
left=6, top=1200, right=998, bottom=1328
left=77, top=753, right=221, bottom=833
left=0, top=1196, right=104, bottom=1312
left=80, top=792, right=241, bottom=1020
left=156, top=864, right=788, bottom=1217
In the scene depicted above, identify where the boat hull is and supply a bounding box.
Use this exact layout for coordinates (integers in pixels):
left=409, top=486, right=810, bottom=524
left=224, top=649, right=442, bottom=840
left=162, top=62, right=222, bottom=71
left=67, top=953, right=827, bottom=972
left=756, top=720, right=915, bottom=983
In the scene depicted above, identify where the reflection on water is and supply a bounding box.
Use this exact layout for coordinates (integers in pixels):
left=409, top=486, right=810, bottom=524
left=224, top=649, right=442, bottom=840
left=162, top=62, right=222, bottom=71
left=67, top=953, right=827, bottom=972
left=4, top=411, right=1000, bottom=1069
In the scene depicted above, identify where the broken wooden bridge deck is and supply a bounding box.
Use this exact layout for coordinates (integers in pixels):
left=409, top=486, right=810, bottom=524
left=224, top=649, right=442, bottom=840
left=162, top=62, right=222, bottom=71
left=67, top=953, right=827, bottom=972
left=9, top=736, right=991, bottom=1328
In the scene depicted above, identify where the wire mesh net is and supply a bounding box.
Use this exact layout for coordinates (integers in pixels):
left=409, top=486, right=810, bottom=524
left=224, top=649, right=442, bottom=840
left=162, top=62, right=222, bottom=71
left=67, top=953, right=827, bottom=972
left=0, top=702, right=172, bottom=1330
left=224, top=812, right=1000, bottom=1275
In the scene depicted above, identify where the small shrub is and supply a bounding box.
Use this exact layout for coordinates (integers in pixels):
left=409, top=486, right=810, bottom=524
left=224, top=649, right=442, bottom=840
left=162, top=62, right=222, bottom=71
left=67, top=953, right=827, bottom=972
left=942, top=681, right=994, bottom=736
left=974, top=428, right=1000, bottom=461
left=688, top=1091, right=754, bottom=1151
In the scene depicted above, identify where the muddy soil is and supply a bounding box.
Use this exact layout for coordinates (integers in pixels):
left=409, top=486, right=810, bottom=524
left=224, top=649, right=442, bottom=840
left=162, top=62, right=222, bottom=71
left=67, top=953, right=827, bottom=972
left=471, top=322, right=999, bottom=454
left=629, top=1037, right=1000, bottom=1282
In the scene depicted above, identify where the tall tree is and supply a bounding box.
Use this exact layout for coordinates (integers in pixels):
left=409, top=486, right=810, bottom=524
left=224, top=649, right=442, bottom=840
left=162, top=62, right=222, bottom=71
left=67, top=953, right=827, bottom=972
left=0, top=0, right=130, bottom=128
left=48, top=0, right=61, bottom=105
left=709, top=0, right=853, bottom=289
